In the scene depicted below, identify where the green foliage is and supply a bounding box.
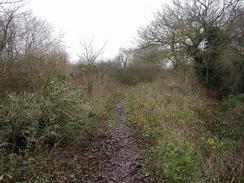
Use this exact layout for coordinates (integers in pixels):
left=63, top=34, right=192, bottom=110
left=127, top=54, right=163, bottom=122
left=190, top=25, right=231, bottom=96
left=123, top=81, right=200, bottom=182
left=0, top=76, right=101, bottom=181
left=138, top=0, right=244, bottom=97
left=188, top=18, right=244, bottom=97
left=222, top=94, right=244, bottom=108
left=144, top=136, right=199, bottom=183
left=195, top=100, right=244, bottom=140
left=0, top=77, right=93, bottom=153
left=123, top=80, right=243, bottom=182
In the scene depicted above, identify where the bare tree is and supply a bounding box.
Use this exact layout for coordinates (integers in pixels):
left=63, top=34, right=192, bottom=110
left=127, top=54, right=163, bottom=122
left=137, top=0, right=242, bottom=69
left=13, top=13, right=64, bottom=57
left=79, top=38, right=107, bottom=98
left=137, top=0, right=243, bottom=95
left=137, top=0, right=190, bottom=68
left=0, top=0, right=24, bottom=80
left=114, top=48, right=132, bottom=69
left=79, top=38, right=106, bottom=65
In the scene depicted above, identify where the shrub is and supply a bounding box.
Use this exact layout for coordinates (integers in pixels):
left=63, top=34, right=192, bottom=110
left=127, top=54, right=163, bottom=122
left=144, top=136, right=199, bottom=183
left=0, top=53, right=68, bottom=93
left=114, top=65, right=160, bottom=86
left=222, top=94, right=244, bottom=109
left=0, top=77, right=93, bottom=154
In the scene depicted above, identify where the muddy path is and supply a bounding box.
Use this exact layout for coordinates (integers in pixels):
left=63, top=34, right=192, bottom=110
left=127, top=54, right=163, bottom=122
left=78, top=101, right=145, bottom=182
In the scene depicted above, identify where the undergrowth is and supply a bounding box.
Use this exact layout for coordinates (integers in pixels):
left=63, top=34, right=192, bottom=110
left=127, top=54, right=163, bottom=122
left=123, top=80, right=244, bottom=183
left=1, top=74, right=243, bottom=182
left=0, top=76, right=114, bottom=182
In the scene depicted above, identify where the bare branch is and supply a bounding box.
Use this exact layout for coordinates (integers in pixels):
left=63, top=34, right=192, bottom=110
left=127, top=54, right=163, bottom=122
left=79, top=38, right=107, bottom=65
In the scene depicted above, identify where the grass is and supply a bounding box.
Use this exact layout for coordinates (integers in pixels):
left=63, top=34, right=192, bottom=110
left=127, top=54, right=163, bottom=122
left=122, top=79, right=244, bottom=182
left=0, top=74, right=243, bottom=182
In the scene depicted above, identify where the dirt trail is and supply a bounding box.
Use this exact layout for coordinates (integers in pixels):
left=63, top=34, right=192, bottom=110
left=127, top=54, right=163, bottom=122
left=79, top=101, right=145, bottom=183
left=97, top=101, right=145, bottom=182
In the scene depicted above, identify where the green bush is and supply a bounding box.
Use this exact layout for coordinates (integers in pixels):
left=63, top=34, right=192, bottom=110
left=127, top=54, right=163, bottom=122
left=222, top=94, right=244, bottom=108
left=0, top=77, right=92, bottom=154
left=144, top=135, right=199, bottom=183
left=0, top=77, right=101, bottom=181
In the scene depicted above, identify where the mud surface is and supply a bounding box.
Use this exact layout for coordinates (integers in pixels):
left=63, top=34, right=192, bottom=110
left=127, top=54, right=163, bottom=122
left=78, top=102, right=145, bottom=183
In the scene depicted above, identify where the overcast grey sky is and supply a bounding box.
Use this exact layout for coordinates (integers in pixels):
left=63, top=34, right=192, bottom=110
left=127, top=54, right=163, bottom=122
left=26, top=0, right=169, bottom=61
